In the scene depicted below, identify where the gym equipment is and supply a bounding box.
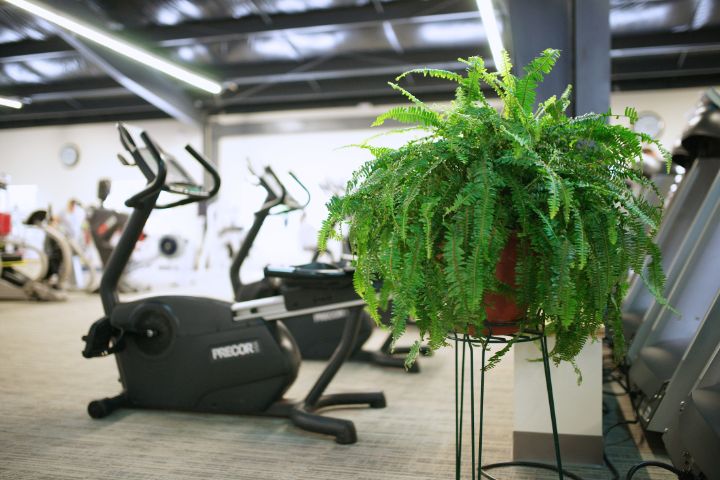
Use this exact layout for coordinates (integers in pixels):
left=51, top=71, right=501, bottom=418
left=663, top=339, right=720, bottom=479
left=0, top=235, right=61, bottom=300
left=627, top=145, right=720, bottom=433
left=311, top=179, right=431, bottom=363
left=627, top=147, right=676, bottom=208
left=0, top=179, right=67, bottom=301
left=157, top=234, right=185, bottom=258
left=622, top=89, right=720, bottom=341
left=30, top=208, right=97, bottom=293
left=86, top=178, right=129, bottom=267
left=86, top=176, right=191, bottom=291
left=81, top=124, right=385, bottom=444
left=25, top=209, right=73, bottom=289
left=230, top=165, right=419, bottom=372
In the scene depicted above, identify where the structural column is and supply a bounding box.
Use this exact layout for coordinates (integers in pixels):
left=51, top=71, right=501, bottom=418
left=506, top=0, right=610, bottom=465
left=507, top=0, right=610, bottom=116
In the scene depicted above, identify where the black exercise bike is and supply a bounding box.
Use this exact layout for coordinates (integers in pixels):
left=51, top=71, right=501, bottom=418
left=81, top=124, right=385, bottom=444
left=230, top=165, right=427, bottom=372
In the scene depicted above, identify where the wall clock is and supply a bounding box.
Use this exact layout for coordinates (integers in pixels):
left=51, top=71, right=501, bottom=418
left=634, top=112, right=664, bottom=139
left=59, top=143, right=80, bottom=167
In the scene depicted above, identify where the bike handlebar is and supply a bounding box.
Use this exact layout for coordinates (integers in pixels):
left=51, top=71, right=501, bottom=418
left=115, top=123, right=221, bottom=209
left=254, top=165, right=309, bottom=215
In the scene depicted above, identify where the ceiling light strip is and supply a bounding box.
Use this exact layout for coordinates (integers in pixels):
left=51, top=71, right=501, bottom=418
left=0, top=96, right=23, bottom=109
left=476, top=0, right=507, bottom=72
left=4, top=0, right=222, bottom=94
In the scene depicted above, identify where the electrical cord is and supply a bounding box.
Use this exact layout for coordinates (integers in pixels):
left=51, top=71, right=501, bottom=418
left=481, top=461, right=585, bottom=480
left=604, top=373, right=632, bottom=395
left=479, top=469, right=499, bottom=480
left=604, top=406, right=646, bottom=448
left=604, top=452, right=620, bottom=480
left=604, top=419, right=639, bottom=436
left=602, top=369, right=648, bottom=477
left=458, top=362, right=625, bottom=480
left=624, top=460, right=692, bottom=479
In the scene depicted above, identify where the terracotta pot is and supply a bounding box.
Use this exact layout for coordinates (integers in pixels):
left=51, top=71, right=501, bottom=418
left=464, top=234, right=524, bottom=337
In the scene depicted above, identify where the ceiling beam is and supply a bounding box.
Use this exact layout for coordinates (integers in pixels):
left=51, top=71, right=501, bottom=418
left=4, top=5, right=720, bottom=66
left=612, top=50, right=720, bottom=77
left=612, top=73, right=720, bottom=91
left=0, top=97, right=157, bottom=126
left=219, top=48, right=483, bottom=87
left=612, top=27, right=720, bottom=50
left=0, top=0, right=478, bottom=63
left=3, top=69, right=719, bottom=130
left=1, top=47, right=481, bottom=101
left=3, top=77, right=119, bottom=97
left=211, top=73, right=459, bottom=110
left=57, top=28, right=204, bottom=126
left=5, top=45, right=715, bottom=107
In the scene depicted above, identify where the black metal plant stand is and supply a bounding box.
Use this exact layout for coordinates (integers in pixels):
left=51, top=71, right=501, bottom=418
left=452, top=324, right=564, bottom=480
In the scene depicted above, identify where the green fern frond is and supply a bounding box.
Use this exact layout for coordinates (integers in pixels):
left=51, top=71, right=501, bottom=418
left=321, top=49, right=670, bottom=372
left=372, top=105, right=441, bottom=128
left=396, top=68, right=464, bottom=84
left=515, top=48, right=561, bottom=115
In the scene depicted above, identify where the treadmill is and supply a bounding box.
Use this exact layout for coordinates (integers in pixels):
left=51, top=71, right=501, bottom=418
left=622, top=89, right=720, bottom=341
left=663, top=342, right=720, bottom=479
left=627, top=94, right=720, bottom=433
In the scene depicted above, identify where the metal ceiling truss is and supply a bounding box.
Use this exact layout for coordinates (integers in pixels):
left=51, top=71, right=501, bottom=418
left=0, top=0, right=478, bottom=63
left=0, top=0, right=719, bottom=128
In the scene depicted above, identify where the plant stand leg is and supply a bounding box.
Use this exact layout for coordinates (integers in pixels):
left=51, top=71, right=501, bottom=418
left=469, top=336, right=476, bottom=480
left=455, top=334, right=467, bottom=480
left=540, top=334, right=564, bottom=480
left=455, top=334, right=497, bottom=480
left=479, top=339, right=492, bottom=480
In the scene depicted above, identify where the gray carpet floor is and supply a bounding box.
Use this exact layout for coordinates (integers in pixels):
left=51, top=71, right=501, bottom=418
left=0, top=290, right=674, bottom=479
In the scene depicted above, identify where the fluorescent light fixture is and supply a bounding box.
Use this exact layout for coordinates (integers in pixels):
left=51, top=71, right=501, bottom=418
left=476, top=0, right=507, bottom=72
left=418, top=23, right=482, bottom=46
left=4, top=0, right=222, bottom=94
left=0, top=96, right=23, bottom=109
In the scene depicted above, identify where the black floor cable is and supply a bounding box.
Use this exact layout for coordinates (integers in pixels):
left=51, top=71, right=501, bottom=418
left=604, top=418, right=640, bottom=436
left=604, top=452, right=620, bottom=480
left=613, top=358, right=692, bottom=479
left=605, top=373, right=632, bottom=395
left=625, top=460, right=692, bottom=479
left=483, top=346, right=688, bottom=480
left=480, top=461, right=585, bottom=480
left=601, top=354, right=654, bottom=480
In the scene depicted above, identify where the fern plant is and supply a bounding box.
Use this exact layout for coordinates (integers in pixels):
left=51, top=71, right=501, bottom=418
left=319, top=49, right=669, bottom=369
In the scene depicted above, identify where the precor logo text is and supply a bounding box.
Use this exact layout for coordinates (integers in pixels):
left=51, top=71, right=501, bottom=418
left=313, top=309, right=348, bottom=323
left=211, top=340, right=261, bottom=360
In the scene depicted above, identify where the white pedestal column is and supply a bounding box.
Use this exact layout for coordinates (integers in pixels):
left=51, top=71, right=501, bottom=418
left=513, top=334, right=603, bottom=465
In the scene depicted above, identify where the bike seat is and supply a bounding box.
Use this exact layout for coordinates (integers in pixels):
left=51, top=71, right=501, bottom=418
left=264, top=262, right=354, bottom=290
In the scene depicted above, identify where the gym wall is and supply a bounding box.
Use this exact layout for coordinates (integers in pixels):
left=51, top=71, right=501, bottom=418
left=0, top=119, right=203, bottom=245
left=0, top=86, right=707, bottom=277
left=609, top=87, right=707, bottom=153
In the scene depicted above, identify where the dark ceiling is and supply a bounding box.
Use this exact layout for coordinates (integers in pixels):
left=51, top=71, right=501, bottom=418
left=0, top=0, right=719, bottom=128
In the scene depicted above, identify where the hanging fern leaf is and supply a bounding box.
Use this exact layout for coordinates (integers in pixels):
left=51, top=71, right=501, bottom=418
left=515, top=48, right=561, bottom=115
left=322, top=50, right=670, bottom=371
left=372, top=105, right=441, bottom=128
left=396, top=68, right=464, bottom=84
